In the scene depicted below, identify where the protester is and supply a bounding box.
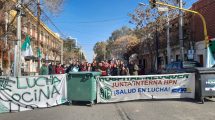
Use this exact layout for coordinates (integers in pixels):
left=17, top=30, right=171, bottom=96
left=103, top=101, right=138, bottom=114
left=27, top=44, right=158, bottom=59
left=0, top=66, right=2, bottom=76
left=120, top=64, right=129, bottom=75
left=128, top=61, right=139, bottom=75
left=66, top=63, right=74, bottom=73
left=72, top=61, right=80, bottom=72
left=39, top=63, right=49, bottom=75
left=63, top=59, right=140, bottom=76
left=62, top=64, right=66, bottom=73
left=92, top=60, right=98, bottom=71
left=48, top=62, right=55, bottom=75
left=133, top=62, right=139, bottom=75
left=100, top=62, right=108, bottom=76
left=112, top=64, right=119, bottom=76
left=87, top=63, right=92, bottom=71
left=80, top=62, right=87, bottom=71
left=57, top=64, right=65, bottom=74
left=106, top=64, right=112, bottom=76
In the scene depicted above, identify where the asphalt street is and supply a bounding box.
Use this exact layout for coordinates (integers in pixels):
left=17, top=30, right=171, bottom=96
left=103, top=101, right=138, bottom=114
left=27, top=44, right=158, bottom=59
left=0, top=99, right=215, bottom=120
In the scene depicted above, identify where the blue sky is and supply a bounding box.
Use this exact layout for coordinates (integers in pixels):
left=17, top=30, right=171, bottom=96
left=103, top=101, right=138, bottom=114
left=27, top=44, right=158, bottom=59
left=47, top=0, right=197, bottom=62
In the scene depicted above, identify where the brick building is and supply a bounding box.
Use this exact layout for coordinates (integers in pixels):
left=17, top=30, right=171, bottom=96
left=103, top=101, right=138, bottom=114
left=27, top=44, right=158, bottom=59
left=190, top=0, right=215, bottom=66
left=0, top=0, right=63, bottom=75
left=139, top=0, right=215, bottom=73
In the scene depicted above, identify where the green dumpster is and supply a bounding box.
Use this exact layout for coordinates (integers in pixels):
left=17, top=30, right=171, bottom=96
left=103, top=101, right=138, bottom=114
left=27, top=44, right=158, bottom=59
left=67, top=72, right=101, bottom=105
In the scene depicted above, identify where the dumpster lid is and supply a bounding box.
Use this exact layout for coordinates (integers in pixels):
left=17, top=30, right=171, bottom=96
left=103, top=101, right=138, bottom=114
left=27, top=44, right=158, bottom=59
left=196, top=67, right=215, bottom=73
left=68, top=72, right=101, bottom=76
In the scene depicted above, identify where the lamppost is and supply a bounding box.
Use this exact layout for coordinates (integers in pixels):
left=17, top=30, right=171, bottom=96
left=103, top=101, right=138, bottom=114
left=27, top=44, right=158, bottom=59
left=158, top=7, right=171, bottom=64
left=152, top=1, right=209, bottom=67
left=179, top=0, right=184, bottom=61
left=14, top=0, right=22, bottom=76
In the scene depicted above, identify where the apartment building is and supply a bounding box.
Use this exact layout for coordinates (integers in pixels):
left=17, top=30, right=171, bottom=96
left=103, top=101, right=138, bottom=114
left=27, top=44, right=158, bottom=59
left=0, top=0, right=63, bottom=75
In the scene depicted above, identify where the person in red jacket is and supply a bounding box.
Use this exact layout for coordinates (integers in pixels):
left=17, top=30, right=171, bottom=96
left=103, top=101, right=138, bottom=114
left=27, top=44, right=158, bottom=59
left=55, top=63, right=65, bottom=74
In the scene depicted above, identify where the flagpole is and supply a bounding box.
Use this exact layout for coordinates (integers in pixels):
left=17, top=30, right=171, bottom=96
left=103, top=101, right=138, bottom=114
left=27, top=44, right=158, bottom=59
left=37, top=0, right=41, bottom=73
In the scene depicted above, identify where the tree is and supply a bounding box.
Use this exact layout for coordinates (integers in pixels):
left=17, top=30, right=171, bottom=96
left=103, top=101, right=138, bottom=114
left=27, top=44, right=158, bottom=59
left=43, top=0, right=65, bottom=14
left=63, top=37, right=83, bottom=64
left=0, top=0, right=16, bottom=71
left=22, top=0, right=65, bottom=15
left=129, top=0, right=186, bottom=72
left=93, top=41, right=107, bottom=61
left=112, top=35, right=140, bottom=60
left=106, top=26, right=133, bottom=59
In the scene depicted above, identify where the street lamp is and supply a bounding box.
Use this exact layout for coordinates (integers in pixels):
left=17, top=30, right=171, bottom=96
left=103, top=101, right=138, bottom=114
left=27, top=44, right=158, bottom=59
left=138, top=3, right=148, bottom=6
left=158, top=7, right=171, bottom=64
left=139, top=2, right=172, bottom=65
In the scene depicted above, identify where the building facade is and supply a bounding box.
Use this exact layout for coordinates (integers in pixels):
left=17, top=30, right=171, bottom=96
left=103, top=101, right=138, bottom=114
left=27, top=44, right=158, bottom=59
left=139, top=0, right=215, bottom=74
left=0, top=0, right=63, bottom=75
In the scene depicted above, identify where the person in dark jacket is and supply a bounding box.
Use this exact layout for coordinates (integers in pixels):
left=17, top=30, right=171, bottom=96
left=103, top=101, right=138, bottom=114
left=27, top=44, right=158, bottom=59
left=120, top=64, right=129, bottom=76
left=0, top=67, right=2, bottom=76
left=48, top=62, right=53, bottom=75
left=112, top=64, right=119, bottom=76
left=66, top=64, right=74, bottom=73
left=92, top=60, right=98, bottom=71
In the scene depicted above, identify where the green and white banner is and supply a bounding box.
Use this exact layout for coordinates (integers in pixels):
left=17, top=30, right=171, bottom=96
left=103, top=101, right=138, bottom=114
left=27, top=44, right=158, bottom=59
left=0, top=74, right=67, bottom=113
left=97, top=73, right=195, bottom=103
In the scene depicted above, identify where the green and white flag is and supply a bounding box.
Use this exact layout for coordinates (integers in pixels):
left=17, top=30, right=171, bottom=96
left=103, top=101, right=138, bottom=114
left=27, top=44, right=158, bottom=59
left=37, top=48, right=42, bottom=60
left=21, top=35, right=33, bottom=57
left=206, top=39, right=215, bottom=68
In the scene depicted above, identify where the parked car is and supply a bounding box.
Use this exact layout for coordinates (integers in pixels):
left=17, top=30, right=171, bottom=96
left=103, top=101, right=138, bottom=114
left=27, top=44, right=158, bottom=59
left=162, top=60, right=202, bottom=74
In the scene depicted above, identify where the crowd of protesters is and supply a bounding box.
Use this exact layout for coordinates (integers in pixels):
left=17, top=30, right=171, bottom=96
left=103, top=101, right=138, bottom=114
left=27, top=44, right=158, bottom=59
left=40, top=59, right=140, bottom=76
left=39, top=63, right=66, bottom=75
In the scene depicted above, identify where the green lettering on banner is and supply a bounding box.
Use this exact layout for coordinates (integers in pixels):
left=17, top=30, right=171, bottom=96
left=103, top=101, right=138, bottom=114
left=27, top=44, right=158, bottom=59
left=100, top=87, right=112, bottom=100
left=53, top=77, right=61, bottom=85
left=98, top=74, right=190, bottom=82
left=12, top=93, right=21, bottom=102
left=39, top=86, right=50, bottom=101
left=35, top=77, right=45, bottom=87
left=130, top=78, right=137, bottom=81
left=145, top=77, right=152, bottom=80
left=17, top=78, right=27, bottom=89
left=0, top=79, right=12, bottom=91
left=111, top=78, right=117, bottom=81
left=34, top=89, right=37, bottom=101
left=100, top=78, right=107, bottom=82
left=22, top=92, right=33, bottom=103
left=26, top=78, right=36, bottom=88
left=151, top=76, right=157, bottom=80
left=46, top=77, right=53, bottom=85
left=164, top=76, right=170, bottom=79
left=183, top=74, right=189, bottom=79
left=51, top=85, right=60, bottom=98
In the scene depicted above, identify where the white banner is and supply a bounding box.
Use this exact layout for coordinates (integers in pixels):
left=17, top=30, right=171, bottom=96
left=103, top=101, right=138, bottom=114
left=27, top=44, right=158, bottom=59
left=97, top=73, right=195, bottom=103
left=0, top=74, right=67, bottom=113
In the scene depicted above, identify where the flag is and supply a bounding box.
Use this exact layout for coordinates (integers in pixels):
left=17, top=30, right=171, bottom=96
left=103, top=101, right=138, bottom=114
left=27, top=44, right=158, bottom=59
left=206, top=40, right=215, bottom=68
left=37, top=48, right=42, bottom=60
left=21, top=35, right=33, bottom=57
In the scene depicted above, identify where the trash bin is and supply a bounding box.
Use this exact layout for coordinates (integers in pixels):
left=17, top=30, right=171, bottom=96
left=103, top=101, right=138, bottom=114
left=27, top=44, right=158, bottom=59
left=67, top=72, right=101, bottom=105
left=197, top=68, right=215, bottom=104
